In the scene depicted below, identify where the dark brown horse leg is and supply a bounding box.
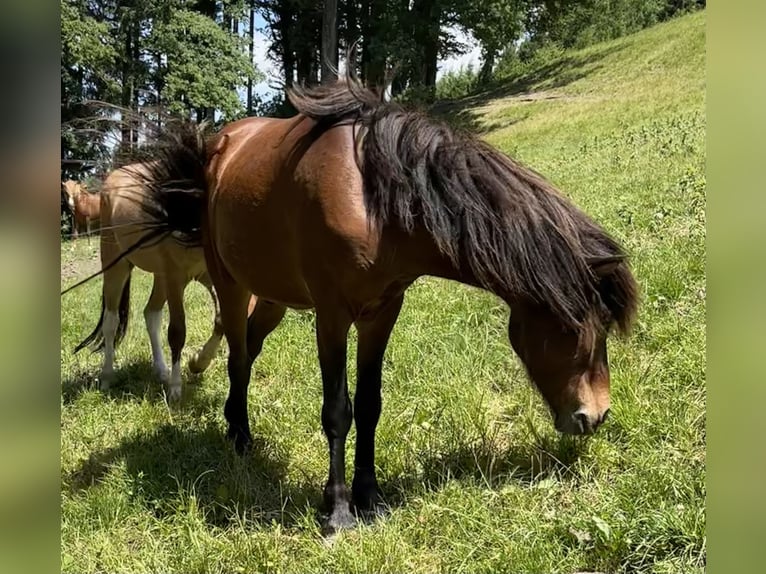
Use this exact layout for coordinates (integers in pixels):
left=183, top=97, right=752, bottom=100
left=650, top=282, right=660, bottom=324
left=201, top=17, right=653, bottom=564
left=315, top=308, right=355, bottom=533
left=218, top=283, right=254, bottom=453
left=246, top=299, right=286, bottom=364
left=352, top=294, right=405, bottom=515
left=165, top=273, right=189, bottom=402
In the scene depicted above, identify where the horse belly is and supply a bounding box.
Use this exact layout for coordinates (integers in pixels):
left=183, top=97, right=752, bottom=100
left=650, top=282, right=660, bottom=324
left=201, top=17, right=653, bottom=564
left=212, top=203, right=313, bottom=309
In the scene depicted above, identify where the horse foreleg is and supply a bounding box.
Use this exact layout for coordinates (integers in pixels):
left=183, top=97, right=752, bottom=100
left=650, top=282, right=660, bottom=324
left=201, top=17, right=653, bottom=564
left=315, top=306, right=355, bottom=534
left=188, top=272, right=225, bottom=374
left=352, top=293, right=405, bottom=516
left=165, top=274, right=188, bottom=402
left=144, top=276, right=169, bottom=383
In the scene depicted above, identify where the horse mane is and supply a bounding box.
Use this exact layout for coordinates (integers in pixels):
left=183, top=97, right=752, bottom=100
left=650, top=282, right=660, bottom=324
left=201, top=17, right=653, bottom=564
left=287, top=77, right=638, bottom=336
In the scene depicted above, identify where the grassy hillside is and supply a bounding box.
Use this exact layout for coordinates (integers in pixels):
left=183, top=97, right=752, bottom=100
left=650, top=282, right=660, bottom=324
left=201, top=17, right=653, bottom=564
left=61, top=11, right=706, bottom=574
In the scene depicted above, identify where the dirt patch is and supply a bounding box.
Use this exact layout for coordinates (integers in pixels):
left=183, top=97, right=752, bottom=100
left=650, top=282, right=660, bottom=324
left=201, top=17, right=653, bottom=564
left=61, top=250, right=101, bottom=283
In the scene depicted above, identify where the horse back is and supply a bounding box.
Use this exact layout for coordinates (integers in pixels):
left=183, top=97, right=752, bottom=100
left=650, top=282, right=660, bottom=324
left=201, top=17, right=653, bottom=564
left=208, top=115, right=410, bottom=311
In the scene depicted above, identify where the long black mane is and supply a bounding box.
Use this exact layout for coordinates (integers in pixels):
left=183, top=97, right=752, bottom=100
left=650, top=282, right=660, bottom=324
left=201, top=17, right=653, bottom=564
left=287, top=78, right=638, bottom=335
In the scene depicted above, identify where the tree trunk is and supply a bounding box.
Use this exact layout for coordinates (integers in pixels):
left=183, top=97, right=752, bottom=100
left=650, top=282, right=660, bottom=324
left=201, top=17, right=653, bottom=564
left=276, top=3, right=295, bottom=87
left=321, top=0, right=338, bottom=83
left=247, top=1, right=255, bottom=114
left=411, top=0, right=440, bottom=101
left=121, top=21, right=133, bottom=150
left=363, top=0, right=386, bottom=88
left=479, top=48, right=495, bottom=85
left=295, top=9, right=319, bottom=86
left=131, top=21, right=140, bottom=146
left=343, top=0, right=358, bottom=72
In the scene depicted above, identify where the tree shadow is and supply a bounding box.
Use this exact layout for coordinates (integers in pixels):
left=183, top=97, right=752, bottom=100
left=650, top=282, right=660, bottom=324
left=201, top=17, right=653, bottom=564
left=430, top=44, right=625, bottom=134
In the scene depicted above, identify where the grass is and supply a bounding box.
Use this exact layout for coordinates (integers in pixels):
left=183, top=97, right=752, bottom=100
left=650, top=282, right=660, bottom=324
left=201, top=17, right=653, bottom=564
left=60, top=11, right=706, bottom=574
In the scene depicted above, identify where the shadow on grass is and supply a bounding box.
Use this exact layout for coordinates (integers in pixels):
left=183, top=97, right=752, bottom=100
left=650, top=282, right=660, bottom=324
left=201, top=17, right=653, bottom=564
left=62, top=357, right=214, bottom=406
left=430, top=44, right=625, bottom=134
left=64, top=422, right=321, bottom=529
left=64, top=404, right=589, bottom=534
left=379, top=433, right=590, bottom=511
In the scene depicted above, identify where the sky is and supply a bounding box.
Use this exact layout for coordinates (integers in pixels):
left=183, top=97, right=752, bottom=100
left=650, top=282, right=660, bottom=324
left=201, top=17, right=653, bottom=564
left=248, top=14, right=483, bottom=100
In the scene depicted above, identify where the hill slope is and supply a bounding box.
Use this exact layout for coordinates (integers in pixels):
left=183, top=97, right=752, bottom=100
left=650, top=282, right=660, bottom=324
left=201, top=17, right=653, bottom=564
left=61, top=11, right=706, bottom=574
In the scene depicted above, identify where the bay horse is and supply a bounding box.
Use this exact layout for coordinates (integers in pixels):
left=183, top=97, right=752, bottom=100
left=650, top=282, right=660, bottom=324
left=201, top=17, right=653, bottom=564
left=62, top=179, right=101, bottom=240
left=136, top=78, right=638, bottom=532
left=71, top=162, right=248, bottom=401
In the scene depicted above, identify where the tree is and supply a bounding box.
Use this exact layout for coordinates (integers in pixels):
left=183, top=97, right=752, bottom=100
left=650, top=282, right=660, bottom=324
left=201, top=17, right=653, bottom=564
left=61, top=0, right=119, bottom=177
left=321, top=0, right=339, bottom=83
left=148, top=9, right=260, bottom=121
left=459, top=0, right=524, bottom=84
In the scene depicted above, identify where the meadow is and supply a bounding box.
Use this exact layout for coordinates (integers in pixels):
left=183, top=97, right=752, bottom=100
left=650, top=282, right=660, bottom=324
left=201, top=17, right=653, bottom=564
left=61, top=11, right=706, bottom=573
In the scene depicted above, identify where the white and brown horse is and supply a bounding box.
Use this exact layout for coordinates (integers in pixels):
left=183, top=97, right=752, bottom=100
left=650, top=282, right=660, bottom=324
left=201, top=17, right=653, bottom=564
left=70, top=162, right=254, bottom=400
left=62, top=179, right=101, bottom=240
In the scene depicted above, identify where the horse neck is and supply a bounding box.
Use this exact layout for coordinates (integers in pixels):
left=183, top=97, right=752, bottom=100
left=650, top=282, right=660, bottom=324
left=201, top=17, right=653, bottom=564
left=400, top=228, right=514, bottom=305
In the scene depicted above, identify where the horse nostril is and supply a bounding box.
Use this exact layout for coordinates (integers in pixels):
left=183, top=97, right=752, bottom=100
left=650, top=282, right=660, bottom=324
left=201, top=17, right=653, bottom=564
left=601, top=408, right=610, bottom=425
left=575, top=411, right=591, bottom=434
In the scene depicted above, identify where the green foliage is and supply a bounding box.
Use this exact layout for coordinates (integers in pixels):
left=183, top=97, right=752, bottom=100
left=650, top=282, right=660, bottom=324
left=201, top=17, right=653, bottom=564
left=61, top=0, right=264, bottom=176
left=61, top=0, right=120, bottom=176
left=435, top=64, right=480, bottom=100
left=525, top=0, right=704, bottom=51
left=457, top=0, right=525, bottom=82
left=149, top=9, right=261, bottom=119
left=494, top=42, right=567, bottom=83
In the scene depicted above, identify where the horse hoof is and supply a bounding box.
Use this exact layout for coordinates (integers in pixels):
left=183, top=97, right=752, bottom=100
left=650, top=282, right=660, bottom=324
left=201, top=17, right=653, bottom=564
left=188, top=355, right=205, bottom=374
left=351, top=477, right=388, bottom=519
left=355, top=499, right=389, bottom=522
left=321, top=507, right=357, bottom=536
left=226, top=426, right=253, bottom=455
left=99, top=371, right=114, bottom=391
left=166, top=384, right=182, bottom=402
left=154, top=366, right=170, bottom=383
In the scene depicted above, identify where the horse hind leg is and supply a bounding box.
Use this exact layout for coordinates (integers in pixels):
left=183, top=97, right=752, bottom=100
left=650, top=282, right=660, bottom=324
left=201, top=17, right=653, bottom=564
left=164, top=272, right=189, bottom=402
left=188, top=273, right=224, bottom=375
left=144, top=276, right=169, bottom=383
left=100, top=259, right=133, bottom=390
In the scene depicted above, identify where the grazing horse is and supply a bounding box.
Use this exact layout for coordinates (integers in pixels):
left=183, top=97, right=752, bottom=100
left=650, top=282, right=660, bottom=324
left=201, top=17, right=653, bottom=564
left=72, top=162, right=246, bottom=400
left=62, top=180, right=101, bottom=240
left=136, top=78, right=639, bottom=532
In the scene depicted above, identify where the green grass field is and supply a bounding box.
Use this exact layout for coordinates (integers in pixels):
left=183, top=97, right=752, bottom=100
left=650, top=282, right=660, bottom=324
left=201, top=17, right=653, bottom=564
left=61, top=11, right=706, bottom=573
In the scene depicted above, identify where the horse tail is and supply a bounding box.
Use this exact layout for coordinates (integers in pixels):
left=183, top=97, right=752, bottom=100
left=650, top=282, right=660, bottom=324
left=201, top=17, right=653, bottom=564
left=127, top=120, right=215, bottom=247
left=114, top=274, right=132, bottom=349
left=73, top=274, right=131, bottom=354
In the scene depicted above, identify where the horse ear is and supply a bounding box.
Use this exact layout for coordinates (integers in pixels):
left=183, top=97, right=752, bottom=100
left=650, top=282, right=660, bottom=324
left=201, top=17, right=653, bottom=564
left=587, top=254, right=625, bottom=278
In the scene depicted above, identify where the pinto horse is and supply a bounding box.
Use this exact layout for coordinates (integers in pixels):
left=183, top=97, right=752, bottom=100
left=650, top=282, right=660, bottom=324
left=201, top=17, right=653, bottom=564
left=69, top=163, right=249, bottom=400
left=62, top=180, right=101, bottom=240
left=136, top=79, right=638, bottom=532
